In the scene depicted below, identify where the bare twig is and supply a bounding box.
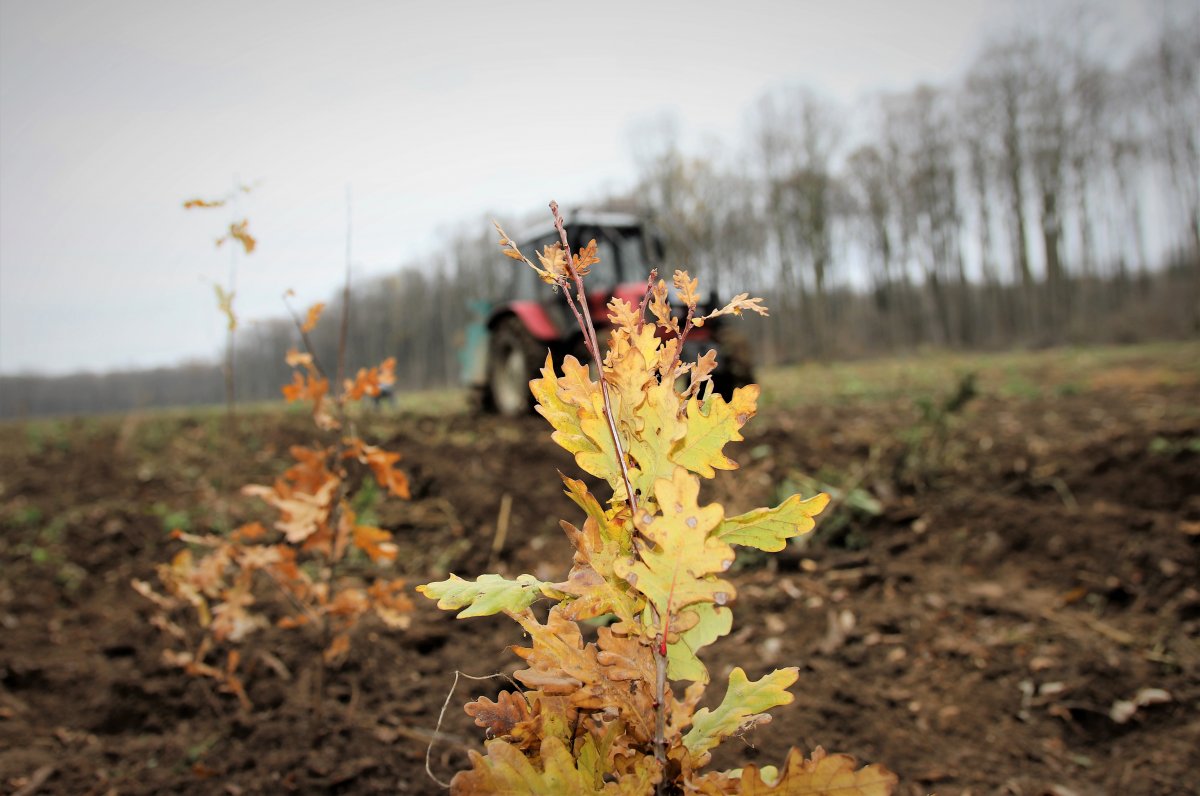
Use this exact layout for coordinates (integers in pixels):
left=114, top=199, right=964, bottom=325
left=488, top=493, right=513, bottom=569
left=665, top=302, right=696, bottom=385
left=427, top=671, right=522, bottom=788
left=12, top=764, right=55, bottom=796
left=337, top=184, right=353, bottom=395
left=636, top=268, right=658, bottom=334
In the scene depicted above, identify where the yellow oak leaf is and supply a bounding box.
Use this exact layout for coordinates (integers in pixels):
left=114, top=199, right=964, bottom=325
left=451, top=736, right=606, bottom=794
left=511, top=608, right=596, bottom=700
left=602, top=330, right=654, bottom=423
left=532, top=355, right=624, bottom=498
left=648, top=279, right=677, bottom=334
left=735, top=746, right=897, bottom=795
left=613, top=469, right=735, bottom=628
left=606, top=297, right=641, bottom=336
left=687, top=349, right=719, bottom=396
left=683, top=666, right=798, bottom=761
left=696, top=293, right=769, bottom=326
left=537, top=243, right=570, bottom=283
left=626, top=380, right=688, bottom=501
left=672, top=385, right=759, bottom=478
left=673, top=269, right=700, bottom=308
left=716, top=492, right=830, bottom=552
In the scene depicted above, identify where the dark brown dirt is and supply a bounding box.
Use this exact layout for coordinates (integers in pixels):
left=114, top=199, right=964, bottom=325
left=1, top=361, right=1198, bottom=795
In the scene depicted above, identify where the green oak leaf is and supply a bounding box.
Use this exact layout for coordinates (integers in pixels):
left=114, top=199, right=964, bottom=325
left=683, top=666, right=799, bottom=759
left=417, top=573, right=554, bottom=618
left=667, top=602, right=733, bottom=683
left=716, top=492, right=830, bottom=552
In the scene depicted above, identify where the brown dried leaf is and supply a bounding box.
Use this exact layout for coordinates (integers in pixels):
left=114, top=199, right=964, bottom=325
left=345, top=439, right=410, bottom=499
left=216, top=218, right=256, bottom=255
left=573, top=239, right=599, bottom=278
left=183, top=197, right=226, bottom=209
left=513, top=608, right=657, bottom=743
left=353, top=523, right=398, bottom=563
left=368, top=578, right=413, bottom=628
left=465, top=690, right=533, bottom=738
left=302, top=302, right=325, bottom=333
left=343, top=357, right=397, bottom=401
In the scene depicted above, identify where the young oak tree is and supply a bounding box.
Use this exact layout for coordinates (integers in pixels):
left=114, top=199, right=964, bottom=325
left=420, top=203, right=896, bottom=794
left=134, top=301, right=413, bottom=710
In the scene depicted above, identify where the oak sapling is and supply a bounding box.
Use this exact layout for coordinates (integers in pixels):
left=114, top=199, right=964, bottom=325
left=420, top=203, right=896, bottom=794
left=183, top=184, right=258, bottom=428
left=134, top=301, right=413, bottom=711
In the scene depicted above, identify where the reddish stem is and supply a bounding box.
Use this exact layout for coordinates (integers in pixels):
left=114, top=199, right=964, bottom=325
left=549, top=201, right=639, bottom=515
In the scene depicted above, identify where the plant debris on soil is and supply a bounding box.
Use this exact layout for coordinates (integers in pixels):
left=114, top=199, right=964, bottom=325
left=1, top=344, right=1198, bottom=795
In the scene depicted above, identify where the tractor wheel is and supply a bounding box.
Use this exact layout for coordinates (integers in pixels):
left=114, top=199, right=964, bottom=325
left=710, top=324, right=755, bottom=400
left=488, top=318, right=543, bottom=417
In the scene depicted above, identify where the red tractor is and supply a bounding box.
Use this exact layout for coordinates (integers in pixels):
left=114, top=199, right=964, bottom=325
left=462, top=210, right=754, bottom=416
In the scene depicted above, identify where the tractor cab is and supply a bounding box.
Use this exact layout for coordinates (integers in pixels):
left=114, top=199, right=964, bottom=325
left=462, top=209, right=752, bottom=416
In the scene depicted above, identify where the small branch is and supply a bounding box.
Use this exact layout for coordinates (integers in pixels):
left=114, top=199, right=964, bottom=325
left=337, top=185, right=353, bottom=396
left=12, top=764, right=55, bottom=796
left=427, top=670, right=521, bottom=789
left=283, top=296, right=331, bottom=379
left=654, top=644, right=668, bottom=766
left=487, top=493, right=513, bottom=571
left=261, top=559, right=323, bottom=626
left=636, top=269, right=658, bottom=334
left=665, top=303, right=696, bottom=384
left=550, top=201, right=639, bottom=514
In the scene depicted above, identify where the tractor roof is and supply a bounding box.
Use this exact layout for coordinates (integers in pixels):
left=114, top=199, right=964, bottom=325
left=516, top=208, right=643, bottom=247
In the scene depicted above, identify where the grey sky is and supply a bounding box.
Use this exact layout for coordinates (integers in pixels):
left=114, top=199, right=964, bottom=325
left=0, top=0, right=1146, bottom=375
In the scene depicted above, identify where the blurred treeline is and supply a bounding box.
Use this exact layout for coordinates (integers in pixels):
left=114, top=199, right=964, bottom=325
left=3, top=10, right=1197, bottom=418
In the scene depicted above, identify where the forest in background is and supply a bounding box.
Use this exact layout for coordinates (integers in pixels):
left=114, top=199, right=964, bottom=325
left=3, top=9, right=1197, bottom=419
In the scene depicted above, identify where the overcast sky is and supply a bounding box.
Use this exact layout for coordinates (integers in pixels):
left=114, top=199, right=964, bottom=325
left=0, top=0, right=1152, bottom=375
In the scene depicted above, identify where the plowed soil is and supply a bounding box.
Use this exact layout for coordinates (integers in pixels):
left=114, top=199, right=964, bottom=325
left=2, top=347, right=1198, bottom=795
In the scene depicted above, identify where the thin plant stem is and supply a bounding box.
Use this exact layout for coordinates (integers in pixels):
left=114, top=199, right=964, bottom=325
left=337, top=185, right=353, bottom=395
left=283, top=297, right=332, bottom=379
left=636, top=269, right=658, bottom=334
left=549, top=202, right=638, bottom=515
left=548, top=201, right=670, bottom=783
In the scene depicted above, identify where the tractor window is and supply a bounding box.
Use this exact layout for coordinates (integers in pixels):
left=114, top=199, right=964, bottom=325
left=513, top=233, right=559, bottom=300
left=612, top=229, right=652, bottom=281
left=576, top=225, right=651, bottom=286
